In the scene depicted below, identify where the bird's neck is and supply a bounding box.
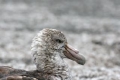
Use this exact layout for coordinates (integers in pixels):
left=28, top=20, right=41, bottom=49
left=33, top=51, right=71, bottom=80
left=35, top=50, right=67, bottom=73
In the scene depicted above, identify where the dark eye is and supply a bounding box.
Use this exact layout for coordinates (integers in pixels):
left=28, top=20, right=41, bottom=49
left=55, top=39, right=63, bottom=43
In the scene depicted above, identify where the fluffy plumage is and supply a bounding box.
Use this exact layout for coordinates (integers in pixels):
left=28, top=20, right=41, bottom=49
left=31, top=28, right=85, bottom=80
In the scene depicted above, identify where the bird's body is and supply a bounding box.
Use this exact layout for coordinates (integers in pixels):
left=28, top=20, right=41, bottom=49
left=0, top=28, right=86, bottom=80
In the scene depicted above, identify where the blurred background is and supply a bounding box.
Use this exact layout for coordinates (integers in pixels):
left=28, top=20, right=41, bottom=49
left=0, top=0, right=120, bottom=80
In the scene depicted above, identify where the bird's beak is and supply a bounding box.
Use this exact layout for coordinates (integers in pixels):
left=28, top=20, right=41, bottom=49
left=63, top=44, right=86, bottom=65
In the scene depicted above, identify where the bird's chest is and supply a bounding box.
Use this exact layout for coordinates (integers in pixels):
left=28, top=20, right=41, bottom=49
left=47, top=74, right=71, bottom=80
left=42, top=68, right=71, bottom=80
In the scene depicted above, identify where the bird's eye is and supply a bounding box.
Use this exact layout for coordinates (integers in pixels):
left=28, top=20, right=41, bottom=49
left=55, top=39, right=63, bottom=43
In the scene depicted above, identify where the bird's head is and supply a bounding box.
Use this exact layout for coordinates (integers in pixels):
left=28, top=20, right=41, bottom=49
left=31, top=28, right=85, bottom=65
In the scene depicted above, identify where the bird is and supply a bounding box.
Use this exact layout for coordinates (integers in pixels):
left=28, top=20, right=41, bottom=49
left=0, top=28, right=86, bottom=80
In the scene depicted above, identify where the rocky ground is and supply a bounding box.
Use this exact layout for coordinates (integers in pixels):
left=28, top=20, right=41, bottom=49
left=0, top=0, right=120, bottom=80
